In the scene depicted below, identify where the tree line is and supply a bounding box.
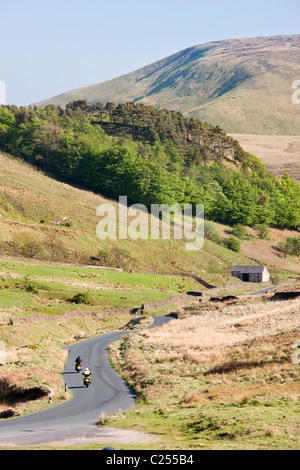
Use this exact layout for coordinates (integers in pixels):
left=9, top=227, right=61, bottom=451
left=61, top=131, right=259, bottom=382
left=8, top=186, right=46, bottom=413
left=0, top=102, right=299, bottom=230
left=65, top=99, right=247, bottom=165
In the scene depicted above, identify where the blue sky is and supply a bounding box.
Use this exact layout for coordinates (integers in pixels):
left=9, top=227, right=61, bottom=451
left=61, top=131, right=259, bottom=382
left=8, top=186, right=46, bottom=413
left=0, top=0, right=299, bottom=105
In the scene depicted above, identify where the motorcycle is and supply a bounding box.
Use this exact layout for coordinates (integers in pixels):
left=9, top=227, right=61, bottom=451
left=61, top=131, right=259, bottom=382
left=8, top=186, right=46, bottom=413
left=75, top=363, right=82, bottom=373
left=83, top=376, right=91, bottom=388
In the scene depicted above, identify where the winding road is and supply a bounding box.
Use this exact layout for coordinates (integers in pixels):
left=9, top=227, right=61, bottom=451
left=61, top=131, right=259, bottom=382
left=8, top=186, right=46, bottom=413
left=0, top=316, right=173, bottom=447
left=0, top=284, right=284, bottom=447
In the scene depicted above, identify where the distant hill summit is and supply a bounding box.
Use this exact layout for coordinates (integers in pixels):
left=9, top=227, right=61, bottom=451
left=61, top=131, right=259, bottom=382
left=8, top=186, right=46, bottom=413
left=34, top=35, right=300, bottom=135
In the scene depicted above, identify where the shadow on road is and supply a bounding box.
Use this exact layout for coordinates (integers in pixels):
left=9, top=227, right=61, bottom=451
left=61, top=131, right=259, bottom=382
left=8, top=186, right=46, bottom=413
left=68, top=386, right=86, bottom=389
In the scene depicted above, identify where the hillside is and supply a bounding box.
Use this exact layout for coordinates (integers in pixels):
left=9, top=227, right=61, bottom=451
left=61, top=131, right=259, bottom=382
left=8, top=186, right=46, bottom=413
left=0, top=151, right=299, bottom=284
left=109, top=294, right=300, bottom=449
left=1, top=104, right=300, bottom=231
left=34, top=35, right=300, bottom=135
left=0, top=150, right=299, bottom=443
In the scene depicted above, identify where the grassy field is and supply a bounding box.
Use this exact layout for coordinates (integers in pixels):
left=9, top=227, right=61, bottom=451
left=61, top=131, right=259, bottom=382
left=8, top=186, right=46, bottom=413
left=0, top=258, right=201, bottom=318
left=231, top=134, right=300, bottom=183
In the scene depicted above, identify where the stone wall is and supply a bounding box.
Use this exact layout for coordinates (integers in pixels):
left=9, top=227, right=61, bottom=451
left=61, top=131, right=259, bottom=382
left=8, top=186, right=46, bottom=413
left=133, top=269, right=216, bottom=289
left=141, top=294, right=200, bottom=312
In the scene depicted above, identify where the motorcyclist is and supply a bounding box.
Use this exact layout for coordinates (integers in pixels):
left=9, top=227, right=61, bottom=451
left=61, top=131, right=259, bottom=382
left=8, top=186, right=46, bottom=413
left=83, top=367, right=91, bottom=383
left=75, top=356, right=83, bottom=371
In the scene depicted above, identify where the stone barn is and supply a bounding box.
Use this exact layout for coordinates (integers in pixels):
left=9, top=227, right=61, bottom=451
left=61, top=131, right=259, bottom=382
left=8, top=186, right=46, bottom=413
left=232, top=265, right=270, bottom=283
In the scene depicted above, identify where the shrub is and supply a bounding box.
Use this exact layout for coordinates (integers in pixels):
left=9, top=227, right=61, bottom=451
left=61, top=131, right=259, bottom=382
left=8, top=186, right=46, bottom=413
left=68, top=292, right=90, bottom=304
left=44, top=236, right=70, bottom=262
left=10, top=232, right=44, bottom=259
left=256, top=223, right=270, bottom=240
left=62, top=219, right=72, bottom=227
left=93, top=246, right=134, bottom=270
left=204, top=222, right=222, bottom=244
left=23, top=277, right=40, bottom=294
left=278, top=237, right=300, bottom=258
left=98, top=412, right=108, bottom=425
left=231, top=223, right=247, bottom=240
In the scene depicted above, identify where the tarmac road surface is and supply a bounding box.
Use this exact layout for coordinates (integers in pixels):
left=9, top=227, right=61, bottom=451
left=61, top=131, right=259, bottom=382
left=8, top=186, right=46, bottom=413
left=0, top=315, right=173, bottom=447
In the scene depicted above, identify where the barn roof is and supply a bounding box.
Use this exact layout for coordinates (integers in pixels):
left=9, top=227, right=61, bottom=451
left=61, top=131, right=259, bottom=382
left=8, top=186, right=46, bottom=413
left=232, top=265, right=267, bottom=274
